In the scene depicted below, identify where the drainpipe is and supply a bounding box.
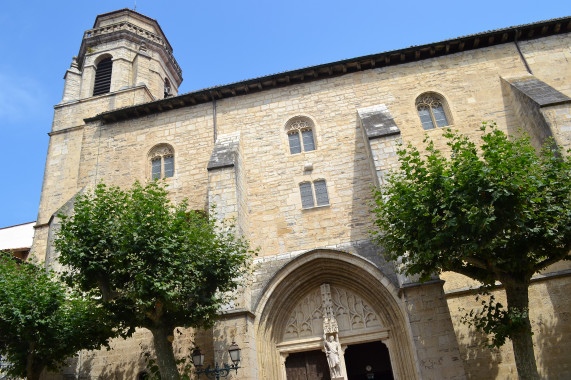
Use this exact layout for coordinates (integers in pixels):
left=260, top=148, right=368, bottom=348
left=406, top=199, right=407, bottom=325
left=514, top=28, right=533, bottom=75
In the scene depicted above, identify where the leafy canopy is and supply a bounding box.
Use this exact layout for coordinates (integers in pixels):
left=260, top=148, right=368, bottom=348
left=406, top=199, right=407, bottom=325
left=54, top=181, right=254, bottom=333
left=0, top=253, right=116, bottom=379
left=372, top=124, right=571, bottom=379
left=372, top=124, right=571, bottom=285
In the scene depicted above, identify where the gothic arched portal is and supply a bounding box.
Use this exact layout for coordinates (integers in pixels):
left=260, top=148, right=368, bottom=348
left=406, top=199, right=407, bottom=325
left=253, top=249, right=419, bottom=380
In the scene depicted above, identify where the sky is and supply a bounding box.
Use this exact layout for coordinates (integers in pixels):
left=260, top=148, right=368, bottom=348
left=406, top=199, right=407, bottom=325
left=0, top=0, right=569, bottom=228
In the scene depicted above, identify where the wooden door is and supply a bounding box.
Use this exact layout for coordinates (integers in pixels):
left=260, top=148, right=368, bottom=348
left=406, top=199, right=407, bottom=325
left=285, top=350, right=332, bottom=380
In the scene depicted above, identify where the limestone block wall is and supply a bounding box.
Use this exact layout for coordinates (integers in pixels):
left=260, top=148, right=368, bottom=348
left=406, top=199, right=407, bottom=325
left=32, top=28, right=571, bottom=379
left=207, top=41, right=551, bottom=259
left=446, top=274, right=571, bottom=379
left=402, top=282, right=466, bottom=380
left=39, top=35, right=571, bottom=262
left=61, top=64, right=82, bottom=102
left=519, top=34, right=571, bottom=96
left=541, top=103, right=571, bottom=150
left=34, top=99, right=213, bottom=261
left=53, top=86, right=153, bottom=131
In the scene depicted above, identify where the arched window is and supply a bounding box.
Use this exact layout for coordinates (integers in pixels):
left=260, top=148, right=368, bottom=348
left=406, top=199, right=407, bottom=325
left=93, top=57, right=113, bottom=96
left=164, top=78, right=172, bottom=98
left=286, top=117, right=316, bottom=154
left=299, top=180, right=329, bottom=208
left=148, top=144, right=174, bottom=180
left=415, top=93, right=451, bottom=130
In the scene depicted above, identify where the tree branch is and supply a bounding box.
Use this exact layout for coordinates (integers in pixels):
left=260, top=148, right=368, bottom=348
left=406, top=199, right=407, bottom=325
left=464, top=256, right=488, bottom=270
left=452, top=264, right=495, bottom=284
left=536, top=254, right=571, bottom=272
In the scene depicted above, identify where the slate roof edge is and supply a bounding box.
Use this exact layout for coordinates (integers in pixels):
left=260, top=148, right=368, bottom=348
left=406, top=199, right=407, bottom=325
left=85, top=16, right=571, bottom=124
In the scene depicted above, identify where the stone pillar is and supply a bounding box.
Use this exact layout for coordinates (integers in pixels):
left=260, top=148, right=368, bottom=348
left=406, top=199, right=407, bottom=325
left=402, top=281, right=466, bottom=379
left=79, top=63, right=96, bottom=99
left=132, top=43, right=153, bottom=90
left=501, top=75, right=571, bottom=151
left=357, top=104, right=402, bottom=187
left=62, top=57, right=82, bottom=102
left=212, top=312, right=257, bottom=380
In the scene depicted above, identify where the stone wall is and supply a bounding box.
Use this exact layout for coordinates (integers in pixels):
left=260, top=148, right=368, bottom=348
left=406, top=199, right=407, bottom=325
left=445, top=273, right=571, bottom=379
left=32, top=20, right=571, bottom=379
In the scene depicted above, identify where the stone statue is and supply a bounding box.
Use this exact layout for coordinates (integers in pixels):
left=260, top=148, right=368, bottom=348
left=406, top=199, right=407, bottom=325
left=323, top=334, right=342, bottom=378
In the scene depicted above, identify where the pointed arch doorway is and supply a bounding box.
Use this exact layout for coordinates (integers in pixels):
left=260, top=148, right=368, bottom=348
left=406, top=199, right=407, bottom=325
left=254, top=249, right=418, bottom=380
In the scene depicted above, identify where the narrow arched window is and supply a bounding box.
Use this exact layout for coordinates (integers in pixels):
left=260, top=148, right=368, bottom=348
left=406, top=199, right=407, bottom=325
left=164, top=78, right=172, bottom=98
left=93, top=57, right=113, bottom=96
left=148, top=144, right=174, bottom=180
left=286, top=117, right=316, bottom=154
left=415, top=93, right=451, bottom=130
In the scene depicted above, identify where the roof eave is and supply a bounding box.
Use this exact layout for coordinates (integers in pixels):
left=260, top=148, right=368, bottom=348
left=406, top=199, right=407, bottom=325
left=86, top=16, right=571, bottom=124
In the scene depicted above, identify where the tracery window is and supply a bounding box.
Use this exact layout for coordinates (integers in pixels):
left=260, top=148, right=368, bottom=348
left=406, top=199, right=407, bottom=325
left=286, top=117, right=316, bottom=154
left=415, top=93, right=451, bottom=130
left=148, top=144, right=174, bottom=180
left=300, top=180, right=329, bottom=209
left=93, top=56, right=113, bottom=96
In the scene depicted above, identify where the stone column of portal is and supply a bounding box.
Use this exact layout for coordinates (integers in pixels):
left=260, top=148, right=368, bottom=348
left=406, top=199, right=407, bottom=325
left=321, top=284, right=347, bottom=380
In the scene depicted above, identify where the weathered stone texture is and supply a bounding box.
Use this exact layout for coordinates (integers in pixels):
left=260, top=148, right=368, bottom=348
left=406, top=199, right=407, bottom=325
left=31, top=11, right=571, bottom=380
left=446, top=274, right=571, bottom=379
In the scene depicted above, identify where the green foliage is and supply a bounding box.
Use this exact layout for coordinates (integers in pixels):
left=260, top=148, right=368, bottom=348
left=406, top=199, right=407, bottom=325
left=372, top=123, right=571, bottom=285
left=0, top=252, right=115, bottom=379
left=372, top=123, right=571, bottom=378
left=54, top=180, right=254, bottom=378
left=55, top=180, right=253, bottom=331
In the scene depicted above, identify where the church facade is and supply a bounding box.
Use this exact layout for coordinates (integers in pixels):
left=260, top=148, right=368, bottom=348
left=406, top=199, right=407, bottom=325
left=32, top=9, right=571, bottom=379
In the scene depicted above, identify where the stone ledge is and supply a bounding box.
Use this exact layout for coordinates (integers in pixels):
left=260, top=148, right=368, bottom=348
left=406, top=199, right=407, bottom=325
left=357, top=104, right=401, bottom=139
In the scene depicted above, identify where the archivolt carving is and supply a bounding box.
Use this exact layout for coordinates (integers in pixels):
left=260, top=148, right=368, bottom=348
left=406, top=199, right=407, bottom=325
left=283, top=285, right=381, bottom=341
left=285, top=117, right=313, bottom=134
left=148, top=144, right=174, bottom=160
left=415, top=93, right=444, bottom=111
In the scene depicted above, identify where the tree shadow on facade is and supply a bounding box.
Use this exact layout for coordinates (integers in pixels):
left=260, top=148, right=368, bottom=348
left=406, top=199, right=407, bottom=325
left=535, top=276, right=571, bottom=379
left=455, top=328, right=501, bottom=379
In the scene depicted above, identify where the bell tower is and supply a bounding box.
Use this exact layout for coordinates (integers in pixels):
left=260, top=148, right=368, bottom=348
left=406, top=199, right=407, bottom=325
left=61, top=8, right=182, bottom=104
left=33, top=9, right=183, bottom=262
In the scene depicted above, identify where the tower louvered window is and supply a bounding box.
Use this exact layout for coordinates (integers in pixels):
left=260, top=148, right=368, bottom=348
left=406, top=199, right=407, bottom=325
left=93, top=57, right=113, bottom=96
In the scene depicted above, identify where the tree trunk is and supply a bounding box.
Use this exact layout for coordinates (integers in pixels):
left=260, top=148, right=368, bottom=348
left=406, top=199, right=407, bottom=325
left=504, top=281, right=540, bottom=380
left=27, top=367, right=43, bottom=380
left=26, top=343, right=44, bottom=380
left=150, top=325, right=179, bottom=380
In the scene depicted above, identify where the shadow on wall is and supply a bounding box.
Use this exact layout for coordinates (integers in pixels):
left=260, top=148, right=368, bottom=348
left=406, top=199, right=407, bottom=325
left=455, top=326, right=501, bottom=380
left=536, top=276, right=571, bottom=379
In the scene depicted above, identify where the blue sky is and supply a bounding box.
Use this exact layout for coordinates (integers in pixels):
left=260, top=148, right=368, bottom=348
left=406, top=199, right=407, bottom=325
left=0, top=0, right=568, bottom=228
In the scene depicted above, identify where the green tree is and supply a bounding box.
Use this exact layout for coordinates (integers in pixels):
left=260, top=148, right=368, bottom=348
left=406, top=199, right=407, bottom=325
left=54, top=181, right=254, bottom=380
left=0, top=253, right=116, bottom=380
left=371, top=124, right=571, bottom=380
